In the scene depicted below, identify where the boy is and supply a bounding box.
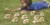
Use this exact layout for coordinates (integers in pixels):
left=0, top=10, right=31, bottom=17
left=21, top=1, right=50, bottom=15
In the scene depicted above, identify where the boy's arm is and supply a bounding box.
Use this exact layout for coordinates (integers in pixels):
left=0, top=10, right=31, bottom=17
left=48, top=3, right=50, bottom=8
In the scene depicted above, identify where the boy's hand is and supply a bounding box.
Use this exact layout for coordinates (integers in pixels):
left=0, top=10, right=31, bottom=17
left=23, top=3, right=27, bottom=6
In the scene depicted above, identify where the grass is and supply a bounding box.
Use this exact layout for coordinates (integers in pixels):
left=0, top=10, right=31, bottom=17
left=0, top=0, right=50, bottom=25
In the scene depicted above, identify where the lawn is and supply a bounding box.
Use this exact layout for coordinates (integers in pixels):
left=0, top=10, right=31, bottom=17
left=0, top=0, right=50, bottom=25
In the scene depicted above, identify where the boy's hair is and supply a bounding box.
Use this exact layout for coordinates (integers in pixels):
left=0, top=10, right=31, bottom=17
left=20, top=0, right=32, bottom=6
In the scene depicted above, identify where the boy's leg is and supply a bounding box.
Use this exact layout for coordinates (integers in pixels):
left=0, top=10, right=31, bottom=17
left=42, top=0, right=49, bottom=3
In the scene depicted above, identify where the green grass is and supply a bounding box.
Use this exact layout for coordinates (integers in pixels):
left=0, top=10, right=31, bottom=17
left=0, top=0, right=50, bottom=25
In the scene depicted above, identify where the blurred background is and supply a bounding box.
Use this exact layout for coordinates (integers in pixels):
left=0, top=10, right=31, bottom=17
left=0, top=0, right=50, bottom=25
